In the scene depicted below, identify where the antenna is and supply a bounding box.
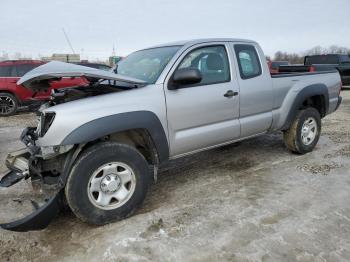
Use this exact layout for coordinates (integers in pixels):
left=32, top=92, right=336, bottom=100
left=62, top=28, right=76, bottom=54
left=112, top=44, right=116, bottom=56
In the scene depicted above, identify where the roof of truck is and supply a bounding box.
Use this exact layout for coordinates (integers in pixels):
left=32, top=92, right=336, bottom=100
left=148, top=38, right=257, bottom=49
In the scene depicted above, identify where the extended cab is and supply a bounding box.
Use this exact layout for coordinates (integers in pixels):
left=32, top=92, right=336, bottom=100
left=0, top=38, right=342, bottom=231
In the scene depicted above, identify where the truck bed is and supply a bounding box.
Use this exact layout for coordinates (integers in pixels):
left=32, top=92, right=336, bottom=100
left=270, top=69, right=341, bottom=131
left=271, top=70, right=338, bottom=78
left=278, top=64, right=350, bottom=85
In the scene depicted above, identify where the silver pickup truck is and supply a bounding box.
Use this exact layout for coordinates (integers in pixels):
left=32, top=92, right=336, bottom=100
left=0, top=38, right=342, bottom=231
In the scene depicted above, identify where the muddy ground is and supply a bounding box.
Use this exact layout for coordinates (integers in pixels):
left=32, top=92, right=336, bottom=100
left=0, top=92, right=350, bottom=262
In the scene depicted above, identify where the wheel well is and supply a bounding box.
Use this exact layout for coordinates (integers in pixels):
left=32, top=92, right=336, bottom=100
left=0, top=90, right=16, bottom=97
left=57, top=129, right=159, bottom=186
left=300, top=95, right=326, bottom=117
left=84, top=129, right=159, bottom=165
left=0, top=90, right=19, bottom=103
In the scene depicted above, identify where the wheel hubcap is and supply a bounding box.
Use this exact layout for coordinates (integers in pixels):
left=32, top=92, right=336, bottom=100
left=301, top=117, right=317, bottom=145
left=0, top=96, right=15, bottom=115
left=101, top=175, right=121, bottom=193
left=87, top=162, right=136, bottom=210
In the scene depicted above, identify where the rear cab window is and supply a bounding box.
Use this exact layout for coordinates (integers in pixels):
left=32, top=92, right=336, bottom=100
left=234, top=44, right=262, bottom=79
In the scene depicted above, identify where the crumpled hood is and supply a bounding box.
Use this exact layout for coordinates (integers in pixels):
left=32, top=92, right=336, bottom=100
left=18, top=61, right=146, bottom=90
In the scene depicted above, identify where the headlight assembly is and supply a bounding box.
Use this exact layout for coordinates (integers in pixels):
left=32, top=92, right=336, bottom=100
left=39, top=112, right=56, bottom=137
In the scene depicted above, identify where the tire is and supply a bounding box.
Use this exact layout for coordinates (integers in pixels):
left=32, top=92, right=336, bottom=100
left=65, top=142, right=150, bottom=225
left=0, top=92, right=18, bottom=116
left=283, top=107, right=321, bottom=154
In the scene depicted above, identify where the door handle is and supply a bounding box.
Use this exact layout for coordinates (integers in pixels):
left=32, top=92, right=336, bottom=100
left=224, top=90, right=238, bottom=98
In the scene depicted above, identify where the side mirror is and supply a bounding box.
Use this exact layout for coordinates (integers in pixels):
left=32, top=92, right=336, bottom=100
left=169, top=68, right=202, bottom=89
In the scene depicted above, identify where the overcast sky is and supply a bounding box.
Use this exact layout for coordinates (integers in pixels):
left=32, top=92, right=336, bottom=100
left=1, top=0, right=349, bottom=60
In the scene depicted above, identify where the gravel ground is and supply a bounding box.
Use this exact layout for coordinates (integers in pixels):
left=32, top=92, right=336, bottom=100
left=0, top=91, right=350, bottom=262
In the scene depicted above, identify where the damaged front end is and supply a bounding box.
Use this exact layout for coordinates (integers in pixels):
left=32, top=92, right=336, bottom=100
left=0, top=128, right=68, bottom=232
left=0, top=61, right=146, bottom=232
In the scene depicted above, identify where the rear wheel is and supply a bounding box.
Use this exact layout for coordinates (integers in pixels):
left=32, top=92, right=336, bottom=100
left=65, top=142, right=150, bottom=225
left=0, top=93, right=18, bottom=116
left=283, top=107, right=321, bottom=154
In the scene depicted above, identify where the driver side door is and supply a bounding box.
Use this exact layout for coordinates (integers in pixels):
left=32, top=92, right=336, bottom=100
left=164, top=43, right=241, bottom=157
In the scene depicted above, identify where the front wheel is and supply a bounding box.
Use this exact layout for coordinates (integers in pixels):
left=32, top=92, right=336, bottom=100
left=283, top=107, right=321, bottom=154
left=65, top=142, right=150, bottom=225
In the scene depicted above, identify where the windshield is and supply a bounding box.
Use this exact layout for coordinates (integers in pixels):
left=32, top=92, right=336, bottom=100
left=115, top=46, right=181, bottom=84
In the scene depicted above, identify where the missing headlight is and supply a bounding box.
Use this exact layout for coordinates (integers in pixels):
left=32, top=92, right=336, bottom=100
left=40, top=112, right=55, bottom=137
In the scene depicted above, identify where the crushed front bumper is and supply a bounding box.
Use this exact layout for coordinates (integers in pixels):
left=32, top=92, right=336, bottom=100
left=0, top=149, right=30, bottom=188
left=0, top=191, right=63, bottom=232
left=0, top=148, right=64, bottom=232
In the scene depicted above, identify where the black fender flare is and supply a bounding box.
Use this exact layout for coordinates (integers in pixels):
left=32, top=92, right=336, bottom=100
left=282, top=84, right=329, bottom=130
left=61, top=111, right=169, bottom=163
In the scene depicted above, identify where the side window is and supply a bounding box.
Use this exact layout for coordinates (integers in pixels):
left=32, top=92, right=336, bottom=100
left=234, top=44, right=262, bottom=79
left=10, top=66, right=17, bottom=77
left=0, top=66, right=12, bottom=77
left=15, top=64, right=39, bottom=77
left=177, top=45, right=230, bottom=86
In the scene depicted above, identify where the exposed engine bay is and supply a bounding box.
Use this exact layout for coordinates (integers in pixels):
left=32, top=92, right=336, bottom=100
left=47, top=82, right=133, bottom=105
left=0, top=61, right=147, bottom=231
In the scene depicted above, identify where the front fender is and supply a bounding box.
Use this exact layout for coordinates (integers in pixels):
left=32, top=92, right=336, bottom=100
left=61, top=111, right=169, bottom=162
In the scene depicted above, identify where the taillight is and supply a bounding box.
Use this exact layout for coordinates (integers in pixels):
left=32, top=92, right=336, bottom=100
left=309, top=66, right=316, bottom=72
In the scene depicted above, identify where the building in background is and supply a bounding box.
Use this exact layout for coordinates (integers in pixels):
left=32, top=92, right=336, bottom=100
left=109, top=56, right=123, bottom=66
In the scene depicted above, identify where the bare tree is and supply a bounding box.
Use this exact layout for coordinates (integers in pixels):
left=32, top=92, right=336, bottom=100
left=14, top=52, right=22, bottom=60
left=274, top=51, right=303, bottom=64
left=274, top=45, right=350, bottom=64
left=305, top=45, right=350, bottom=56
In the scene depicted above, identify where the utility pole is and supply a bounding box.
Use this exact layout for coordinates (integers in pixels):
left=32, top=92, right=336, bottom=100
left=112, top=44, right=116, bottom=56
left=62, top=28, right=76, bottom=54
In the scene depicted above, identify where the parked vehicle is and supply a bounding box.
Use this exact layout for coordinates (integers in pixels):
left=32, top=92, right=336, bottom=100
left=279, top=54, right=350, bottom=86
left=267, top=60, right=289, bottom=74
left=0, top=60, right=87, bottom=116
left=0, top=38, right=342, bottom=231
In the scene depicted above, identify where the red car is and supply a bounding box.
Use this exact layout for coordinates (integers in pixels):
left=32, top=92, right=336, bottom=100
left=0, top=60, right=87, bottom=116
